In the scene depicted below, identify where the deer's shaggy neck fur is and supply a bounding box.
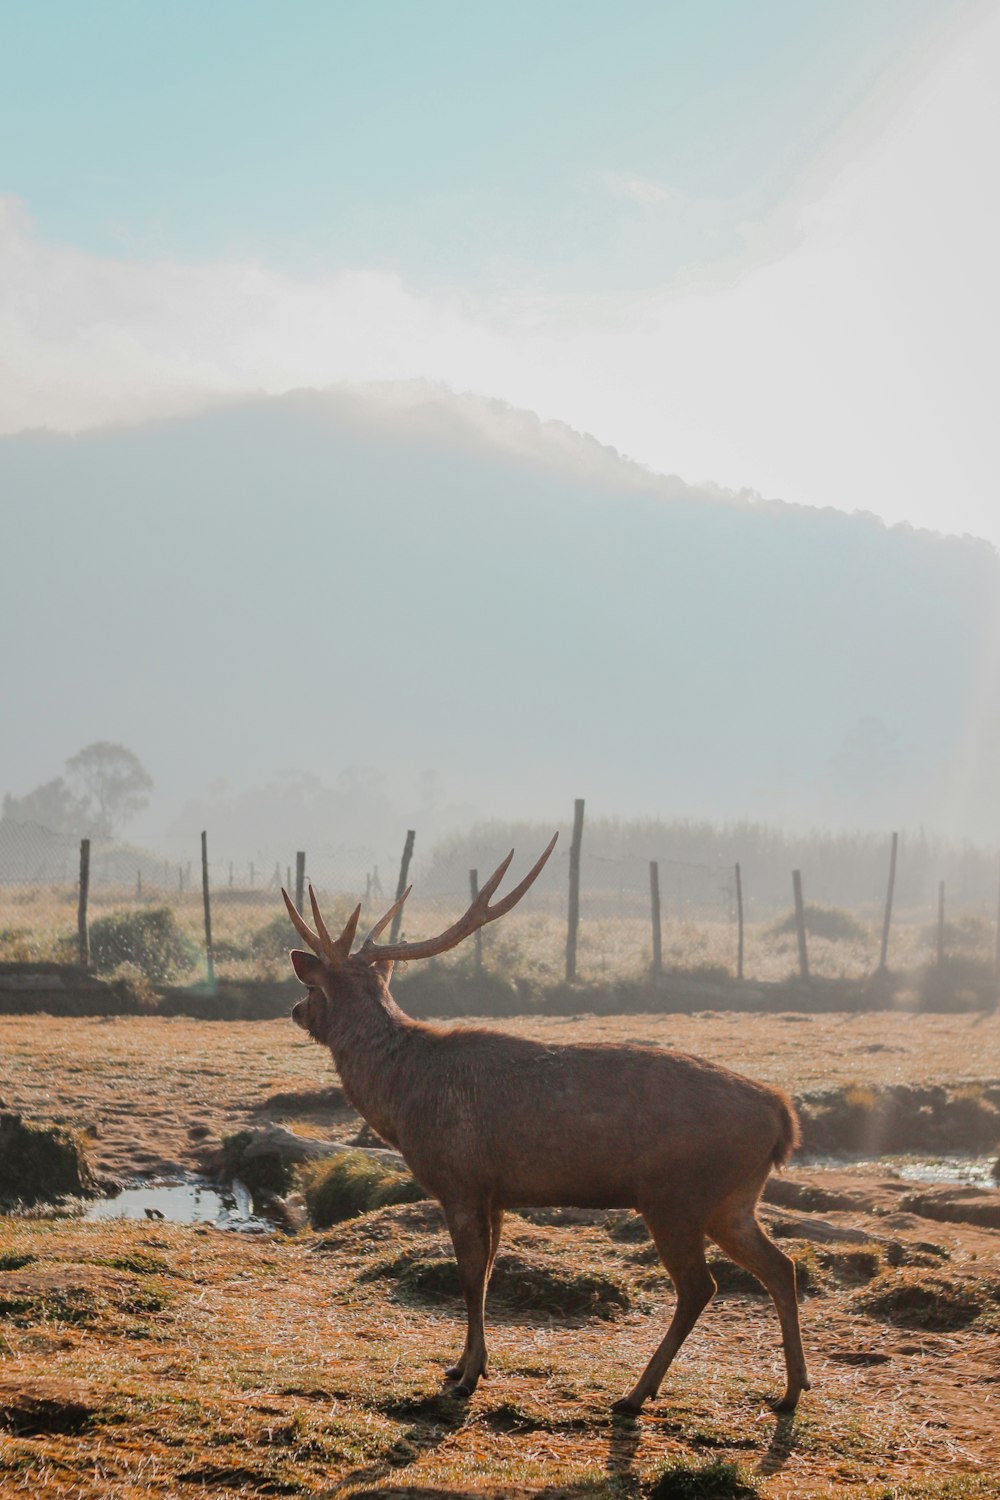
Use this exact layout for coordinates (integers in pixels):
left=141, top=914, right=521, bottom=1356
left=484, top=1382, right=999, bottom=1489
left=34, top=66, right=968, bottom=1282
left=304, top=961, right=422, bottom=1150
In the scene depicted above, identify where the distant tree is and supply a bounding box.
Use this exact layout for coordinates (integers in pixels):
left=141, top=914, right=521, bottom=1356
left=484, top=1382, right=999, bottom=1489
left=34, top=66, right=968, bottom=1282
left=1, top=777, right=87, bottom=833
left=65, top=741, right=153, bottom=839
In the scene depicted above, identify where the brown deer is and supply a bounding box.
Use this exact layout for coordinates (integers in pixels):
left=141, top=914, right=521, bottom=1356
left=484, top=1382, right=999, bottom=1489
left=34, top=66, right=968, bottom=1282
left=283, top=836, right=810, bottom=1415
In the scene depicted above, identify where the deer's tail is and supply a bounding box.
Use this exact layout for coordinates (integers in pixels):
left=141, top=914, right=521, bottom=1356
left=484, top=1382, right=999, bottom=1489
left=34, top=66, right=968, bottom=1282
left=771, top=1090, right=801, bottom=1171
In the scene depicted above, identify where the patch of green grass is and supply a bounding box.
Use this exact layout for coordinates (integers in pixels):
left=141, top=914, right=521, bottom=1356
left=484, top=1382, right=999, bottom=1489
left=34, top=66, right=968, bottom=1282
left=299, top=1149, right=427, bottom=1228
left=647, top=1456, right=760, bottom=1498
left=98, top=1250, right=174, bottom=1276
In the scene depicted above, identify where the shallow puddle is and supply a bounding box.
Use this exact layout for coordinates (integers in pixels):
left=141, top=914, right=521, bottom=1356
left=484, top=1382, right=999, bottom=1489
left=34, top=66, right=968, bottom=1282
left=84, top=1177, right=272, bottom=1231
left=807, top=1153, right=996, bottom=1187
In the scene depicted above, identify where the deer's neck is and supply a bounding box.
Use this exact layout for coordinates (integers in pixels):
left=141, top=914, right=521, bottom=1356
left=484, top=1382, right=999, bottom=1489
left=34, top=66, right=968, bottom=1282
left=324, top=987, right=414, bottom=1149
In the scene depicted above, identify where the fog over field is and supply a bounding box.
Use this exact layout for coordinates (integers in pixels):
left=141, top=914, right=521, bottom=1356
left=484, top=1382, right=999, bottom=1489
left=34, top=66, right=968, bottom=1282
left=3, top=382, right=999, bottom=866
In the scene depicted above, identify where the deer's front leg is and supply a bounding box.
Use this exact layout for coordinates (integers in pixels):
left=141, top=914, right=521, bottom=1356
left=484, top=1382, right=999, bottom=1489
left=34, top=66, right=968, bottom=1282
left=442, top=1200, right=495, bottom=1396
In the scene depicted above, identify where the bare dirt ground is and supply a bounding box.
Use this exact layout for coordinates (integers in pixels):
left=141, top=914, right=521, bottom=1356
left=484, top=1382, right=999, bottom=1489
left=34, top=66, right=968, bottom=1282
left=1, top=1008, right=999, bottom=1498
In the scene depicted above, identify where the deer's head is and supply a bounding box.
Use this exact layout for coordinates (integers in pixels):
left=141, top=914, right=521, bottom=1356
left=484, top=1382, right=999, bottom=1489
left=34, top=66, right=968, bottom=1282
left=283, top=835, right=558, bottom=1040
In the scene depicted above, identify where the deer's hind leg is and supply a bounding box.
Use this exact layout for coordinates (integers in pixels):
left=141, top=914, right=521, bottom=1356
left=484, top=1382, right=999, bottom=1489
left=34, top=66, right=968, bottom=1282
left=612, top=1215, right=716, bottom=1415
left=442, top=1201, right=503, bottom=1395
left=707, top=1199, right=810, bottom=1412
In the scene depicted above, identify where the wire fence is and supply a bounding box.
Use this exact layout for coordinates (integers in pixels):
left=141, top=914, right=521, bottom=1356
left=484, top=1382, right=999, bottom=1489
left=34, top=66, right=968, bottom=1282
left=2, top=812, right=998, bottom=990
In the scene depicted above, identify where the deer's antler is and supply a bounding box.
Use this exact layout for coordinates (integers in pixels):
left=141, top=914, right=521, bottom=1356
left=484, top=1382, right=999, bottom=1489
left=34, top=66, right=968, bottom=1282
left=357, top=833, right=558, bottom=964
left=283, top=886, right=361, bottom=965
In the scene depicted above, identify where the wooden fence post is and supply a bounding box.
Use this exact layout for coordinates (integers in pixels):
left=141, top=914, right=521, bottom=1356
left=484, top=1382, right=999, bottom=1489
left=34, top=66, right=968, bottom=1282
left=565, top=798, right=585, bottom=982
left=201, top=831, right=215, bottom=986
left=470, top=869, right=482, bottom=974
left=735, top=861, right=744, bottom=980
left=878, top=831, right=898, bottom=972
left=792, top=869, right=809, bottom=980
left=77, top=838, right=91, bottom=969
left=391, top=831, right=416, bottom=944
left=937, top=880, right=945, bottom=966
left=295, top=852, right=306, bottom=914
left=649, top=860, right=662, bottom=976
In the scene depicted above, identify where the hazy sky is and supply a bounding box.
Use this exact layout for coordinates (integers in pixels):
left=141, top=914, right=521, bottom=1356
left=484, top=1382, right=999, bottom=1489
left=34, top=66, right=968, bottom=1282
left=2, top=0, right=998, bottom=542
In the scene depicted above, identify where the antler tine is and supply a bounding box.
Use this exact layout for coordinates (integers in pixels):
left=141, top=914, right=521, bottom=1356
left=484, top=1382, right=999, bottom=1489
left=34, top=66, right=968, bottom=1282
left=335, top=903, right=362, bottom=959
left=307, top=885, right=340, bottom=964
left=283, top=887, right=324, bottom=956
left=358, top=834, right=558, bottom=965
left=479, top=832, right=559, bottom=919
left=476, top=848, right=515, bottom=904
left=362, top=886, right=412, bottom=945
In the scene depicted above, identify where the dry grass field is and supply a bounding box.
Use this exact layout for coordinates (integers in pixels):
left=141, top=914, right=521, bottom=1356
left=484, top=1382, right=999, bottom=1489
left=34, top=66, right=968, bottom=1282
left=1, top=1008, right=999, bottom=1498
left=0, top=882, right=983, bottom=987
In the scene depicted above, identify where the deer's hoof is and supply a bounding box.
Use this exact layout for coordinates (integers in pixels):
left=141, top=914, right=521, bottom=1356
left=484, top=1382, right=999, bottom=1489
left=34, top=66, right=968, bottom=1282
left=451, top=1381, right=475, bottom=1399
left=771, top=1391, right=801, bottom=1414
left=611, top=1397, right=642, bottom=1418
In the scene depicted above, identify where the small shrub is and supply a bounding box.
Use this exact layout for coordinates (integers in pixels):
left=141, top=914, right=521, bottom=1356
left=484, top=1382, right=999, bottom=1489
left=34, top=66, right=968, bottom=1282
left=251, top=900, right=356, bottom=962
left=769, top=905, right=867, bottom=942
left=89, top=907, right=197, bottom=983
left=299, top=1150, right=426, bottom=1228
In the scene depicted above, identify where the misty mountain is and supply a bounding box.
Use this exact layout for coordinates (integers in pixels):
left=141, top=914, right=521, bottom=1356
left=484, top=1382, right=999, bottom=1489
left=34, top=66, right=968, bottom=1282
left=3, top=383, right=998, bottom=864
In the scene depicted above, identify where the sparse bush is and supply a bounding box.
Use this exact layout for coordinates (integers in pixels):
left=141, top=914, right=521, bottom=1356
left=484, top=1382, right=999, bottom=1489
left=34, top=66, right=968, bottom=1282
left=89, top=906, right=197, bottom=983
left=250, top=899, right=357, bottom=963
left=769, top=905, right=867, bottom=942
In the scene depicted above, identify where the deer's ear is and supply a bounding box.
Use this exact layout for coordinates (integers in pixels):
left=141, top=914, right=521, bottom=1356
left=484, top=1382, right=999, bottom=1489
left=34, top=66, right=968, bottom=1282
left=289, top=950, right=325, bottom=986
left=374, top=957, right=395, bottom=984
